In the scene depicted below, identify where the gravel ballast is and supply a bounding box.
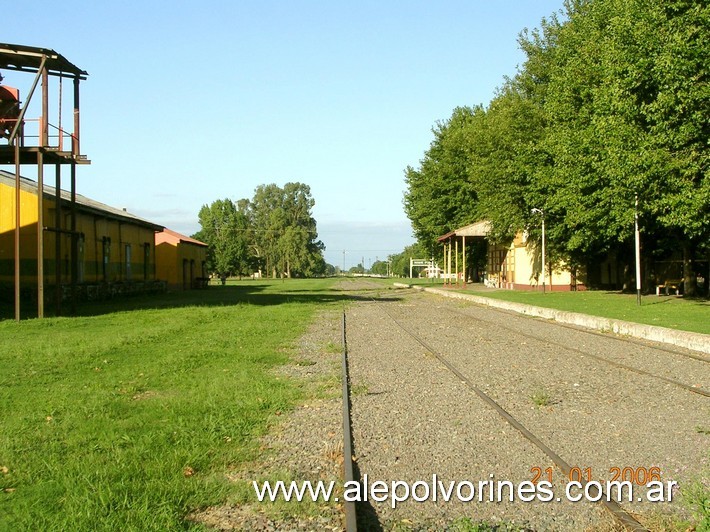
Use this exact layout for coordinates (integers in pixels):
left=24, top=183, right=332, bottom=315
left=192, top=282, right=707, bottom=531
left=346, top=289, right=709, bottom=530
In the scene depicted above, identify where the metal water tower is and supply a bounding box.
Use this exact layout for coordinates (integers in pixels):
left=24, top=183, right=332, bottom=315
left=0, top=80, right=21, bottom=139
left=0, top=43, right=90, bottom=319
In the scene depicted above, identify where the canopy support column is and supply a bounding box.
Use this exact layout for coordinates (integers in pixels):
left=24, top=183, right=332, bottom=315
left=447, top=238, right=452, bottom=286
left=455, top=238, right=459, bottom=287
left=462, top=235, right=466, bottom=288
left=70, top=161, right=77, bottom=315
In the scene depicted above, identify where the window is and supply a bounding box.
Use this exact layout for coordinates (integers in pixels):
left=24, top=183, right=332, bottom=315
left=125, top=244, right=132, bottom=281
left=143, top=243, right=150, bottom=280
left=77, top=234, right=85, bottom=283
left=102, top=237, right=110, bottom=281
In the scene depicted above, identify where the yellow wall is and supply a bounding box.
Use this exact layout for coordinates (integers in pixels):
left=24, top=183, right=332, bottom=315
left=0, top=184, right=42, bottom=281
left=155, top=241, right=207, bottom=290
left=0, top=181, right=157, bottom=285
left=512, top=242, right=574, bottom=289
left=486, top=232, right=576, bottom=290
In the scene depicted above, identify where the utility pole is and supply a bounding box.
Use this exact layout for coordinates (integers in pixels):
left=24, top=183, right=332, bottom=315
left=635, top=194, right=641, bottom=306
left=532, top=208, right=546, bottom=294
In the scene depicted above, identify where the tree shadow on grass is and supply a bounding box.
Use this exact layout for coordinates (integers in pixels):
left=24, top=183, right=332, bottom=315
left=0, top=281, right=405, bottom=320
left=642, top=295, right=710, bottom=307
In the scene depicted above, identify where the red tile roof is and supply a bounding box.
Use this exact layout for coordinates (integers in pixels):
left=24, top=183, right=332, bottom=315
left=156, top=228, right=207, bottom=247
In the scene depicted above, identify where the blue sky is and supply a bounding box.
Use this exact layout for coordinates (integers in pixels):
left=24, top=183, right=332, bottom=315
left=3, top=1, right=563, bottom=270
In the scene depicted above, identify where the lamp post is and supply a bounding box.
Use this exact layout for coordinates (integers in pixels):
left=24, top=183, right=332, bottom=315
left=531, top=208, right=546, bottom=294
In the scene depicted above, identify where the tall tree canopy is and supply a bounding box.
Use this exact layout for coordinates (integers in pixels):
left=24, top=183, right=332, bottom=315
left=251, top=182, right=325, bottom=278
left=193, top=199, right=252, bottom=279
left=194, top=182, right=325, bottom=279
left=404, top=106, right=483, bottom=250
left=403, top=0, right=709, bottom=290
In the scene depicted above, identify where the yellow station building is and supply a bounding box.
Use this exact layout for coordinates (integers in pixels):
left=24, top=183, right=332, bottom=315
left=438, top=221, right=584, bottom=291
left=0, top=170, right=163, bottom=297
left=1, top=170, right=211, bottom=309
left=155, top=228, right=208, bottom=291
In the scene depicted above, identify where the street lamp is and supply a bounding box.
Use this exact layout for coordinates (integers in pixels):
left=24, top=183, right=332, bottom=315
left=531, top=208, right=546, bottom=294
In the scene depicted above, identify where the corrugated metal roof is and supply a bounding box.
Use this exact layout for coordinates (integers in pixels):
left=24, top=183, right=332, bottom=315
left=0, top=170, right=163, bottom=230
left=0, top=42, right=87, bottom=78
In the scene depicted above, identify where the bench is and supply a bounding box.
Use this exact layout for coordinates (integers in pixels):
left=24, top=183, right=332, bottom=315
left=656, top=279, right=682, bottom=296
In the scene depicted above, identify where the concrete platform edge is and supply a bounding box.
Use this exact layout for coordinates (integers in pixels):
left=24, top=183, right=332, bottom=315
left=393, top=283, right=710, bottom=355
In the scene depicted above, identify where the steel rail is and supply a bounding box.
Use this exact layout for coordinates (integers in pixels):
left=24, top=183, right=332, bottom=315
left=373, top=297, right=648, bottom=532
left=450, top=296, right=710, bottom=364
left=539, top=318, right=710, bottom=364
left=437, top=305, right=710, bottom=398
left=341, top=310, right=358, bottom=532
left=403, top=284, right=709, bottom=364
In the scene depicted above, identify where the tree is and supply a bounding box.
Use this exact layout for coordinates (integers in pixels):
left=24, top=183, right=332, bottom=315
left=403, top=106, right=484, bottom=249
left=348, top=263, right=365, bottom=275
left=524, top=0, right=709, bottom=291
left=250, top=182, right=325, bottom=278
left=250, top=184, right=283, bottom=278
left=196, top=183, right=326, bottom=280
left=194, top=199, right=252, bottom=279
left=279, top=183, right=323, bottom=277
left=324, top=263, right=336, bottom=276
left=473, top=84, right=551, bottom=246
left=370, top=260, right=389, bottom=276
left=403, top=0, right=709, bottom=295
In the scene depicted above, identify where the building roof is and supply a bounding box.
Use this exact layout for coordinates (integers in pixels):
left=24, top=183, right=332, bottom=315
left=437, top=220, right=491, bottom=242
left=437, top=230, right=456, bottom=242
left=0, top=42, right=87, bottom=79
left=0, top=170, right=163, bottom=230
left=455, top=220, right=491, bottom=237
left=156, top=228, right=207, bottom=247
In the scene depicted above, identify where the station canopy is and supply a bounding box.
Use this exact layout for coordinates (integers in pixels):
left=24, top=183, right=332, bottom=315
left=437, top=220, right=491, bottom=242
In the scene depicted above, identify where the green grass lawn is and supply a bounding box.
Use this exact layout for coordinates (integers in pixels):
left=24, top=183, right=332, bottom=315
left=2, top=278, right=706, bottom=529
left=397, top=278, right=710, bottom=335
left=0, top=279, right=347, bottom=530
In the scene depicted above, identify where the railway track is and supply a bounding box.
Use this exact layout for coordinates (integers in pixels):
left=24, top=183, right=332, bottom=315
left=402, top=283, right=710, bottom=362
left=341, top=285, right=708, bottom=529
left=434, top=294, right=710, bottom=365
left=435, top=303, right=710, bottom=398
left=376, top=285, right=708, bottom=399
left=368, top=295, right=649, bottom=531
left=536, top=317, right=710, bottom=364
left=341, top=279, right=708, bottom=398
left=341, top=310, right=358, bottom=532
